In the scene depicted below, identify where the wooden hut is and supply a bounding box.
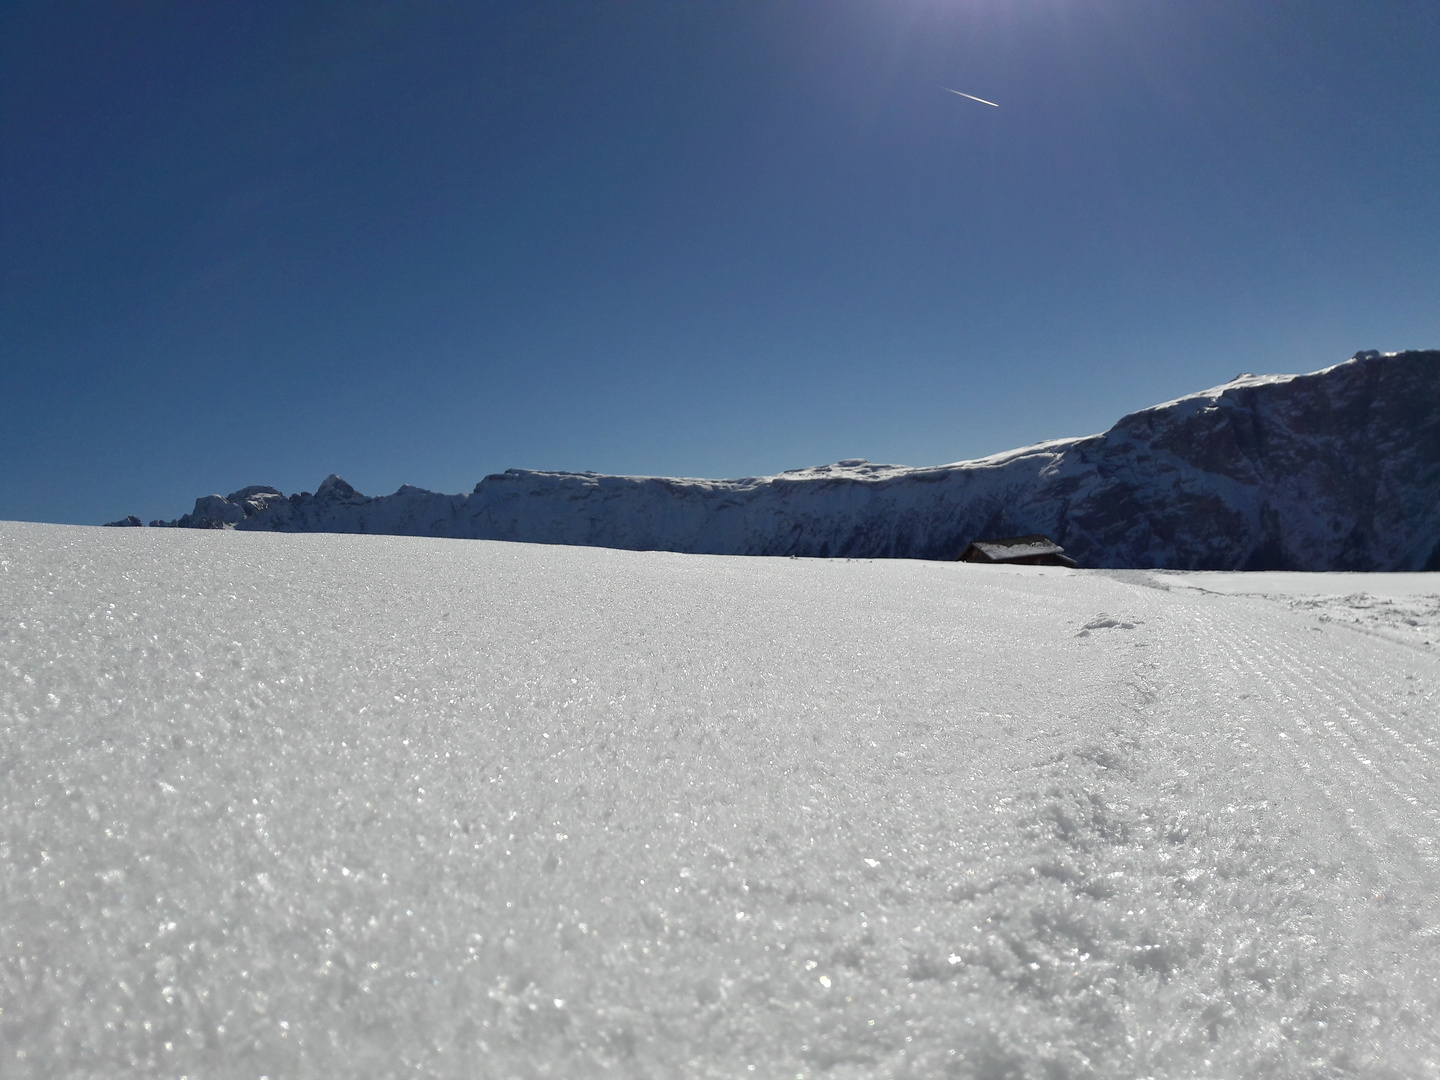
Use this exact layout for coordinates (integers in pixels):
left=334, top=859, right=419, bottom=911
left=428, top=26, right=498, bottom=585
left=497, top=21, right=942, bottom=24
left=958, top=534, right=1077, bottom=568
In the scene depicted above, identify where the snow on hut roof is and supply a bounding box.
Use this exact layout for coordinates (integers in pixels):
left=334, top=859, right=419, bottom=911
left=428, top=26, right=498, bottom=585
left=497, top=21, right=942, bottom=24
left=960, top=535, right=1078, bottom=567
left=969, top=535, right=1064, bottom=559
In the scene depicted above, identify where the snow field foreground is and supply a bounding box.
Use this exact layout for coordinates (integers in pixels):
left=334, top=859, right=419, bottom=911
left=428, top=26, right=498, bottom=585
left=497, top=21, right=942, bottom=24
left=3, top=523, right=1440, bottom=1079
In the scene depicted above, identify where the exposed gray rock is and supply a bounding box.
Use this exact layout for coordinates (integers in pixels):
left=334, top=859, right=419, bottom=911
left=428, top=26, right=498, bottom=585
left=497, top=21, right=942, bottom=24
left=150, top=350, right=1440, bottom=570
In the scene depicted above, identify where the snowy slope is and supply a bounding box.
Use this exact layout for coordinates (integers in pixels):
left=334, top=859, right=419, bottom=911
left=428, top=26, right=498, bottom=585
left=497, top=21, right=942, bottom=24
left=4, top=522, right=1440, bottom=1078
left=147, top=350, right=1440, bottom=571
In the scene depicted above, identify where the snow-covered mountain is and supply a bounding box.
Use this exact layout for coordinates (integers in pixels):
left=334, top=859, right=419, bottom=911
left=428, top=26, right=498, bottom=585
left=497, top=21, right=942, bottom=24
left=145, top=349, right=1440, bottom=570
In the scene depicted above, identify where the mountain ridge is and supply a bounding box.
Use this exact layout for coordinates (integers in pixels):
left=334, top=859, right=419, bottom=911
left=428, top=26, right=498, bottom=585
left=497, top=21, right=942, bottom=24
left=131, top=350, right=1440, bottom=571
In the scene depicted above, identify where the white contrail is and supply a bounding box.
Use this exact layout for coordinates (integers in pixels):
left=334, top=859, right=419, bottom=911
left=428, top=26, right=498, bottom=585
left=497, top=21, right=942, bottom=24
left=943, top=87, right=999, bottom=108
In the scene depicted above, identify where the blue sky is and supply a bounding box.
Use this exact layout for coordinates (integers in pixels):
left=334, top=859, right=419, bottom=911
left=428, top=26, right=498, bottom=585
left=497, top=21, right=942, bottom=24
left=3, top=1, right=1438, bottom=525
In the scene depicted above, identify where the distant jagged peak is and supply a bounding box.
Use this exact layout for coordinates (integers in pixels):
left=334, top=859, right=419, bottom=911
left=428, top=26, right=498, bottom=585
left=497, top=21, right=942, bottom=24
left=226, top=484, right=283, bottom=502
left=315, top=474, right=361, bottom=500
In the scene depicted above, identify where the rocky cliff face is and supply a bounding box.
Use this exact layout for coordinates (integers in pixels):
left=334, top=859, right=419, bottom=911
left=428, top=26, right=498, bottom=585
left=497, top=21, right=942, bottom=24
left=149, top=350, right=1440, bottom=570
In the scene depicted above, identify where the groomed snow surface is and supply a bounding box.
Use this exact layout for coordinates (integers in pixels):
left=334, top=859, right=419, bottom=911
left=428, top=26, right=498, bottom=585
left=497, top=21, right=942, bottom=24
left=3, top=523, right=1439, bottom=1079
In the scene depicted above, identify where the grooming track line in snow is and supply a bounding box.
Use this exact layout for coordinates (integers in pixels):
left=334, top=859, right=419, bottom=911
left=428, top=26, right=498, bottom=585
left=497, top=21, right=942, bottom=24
left=2, top=524, right=1439, bottom=1078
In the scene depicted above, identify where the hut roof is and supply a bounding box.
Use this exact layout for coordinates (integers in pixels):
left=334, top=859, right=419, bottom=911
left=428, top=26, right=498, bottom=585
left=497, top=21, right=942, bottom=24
left=959, top=534, right=1077, bottom=567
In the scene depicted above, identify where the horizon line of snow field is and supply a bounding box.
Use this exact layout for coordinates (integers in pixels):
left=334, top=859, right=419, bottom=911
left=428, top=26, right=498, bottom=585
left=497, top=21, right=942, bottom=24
left=3, top=523, right=1439, bottom=1077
